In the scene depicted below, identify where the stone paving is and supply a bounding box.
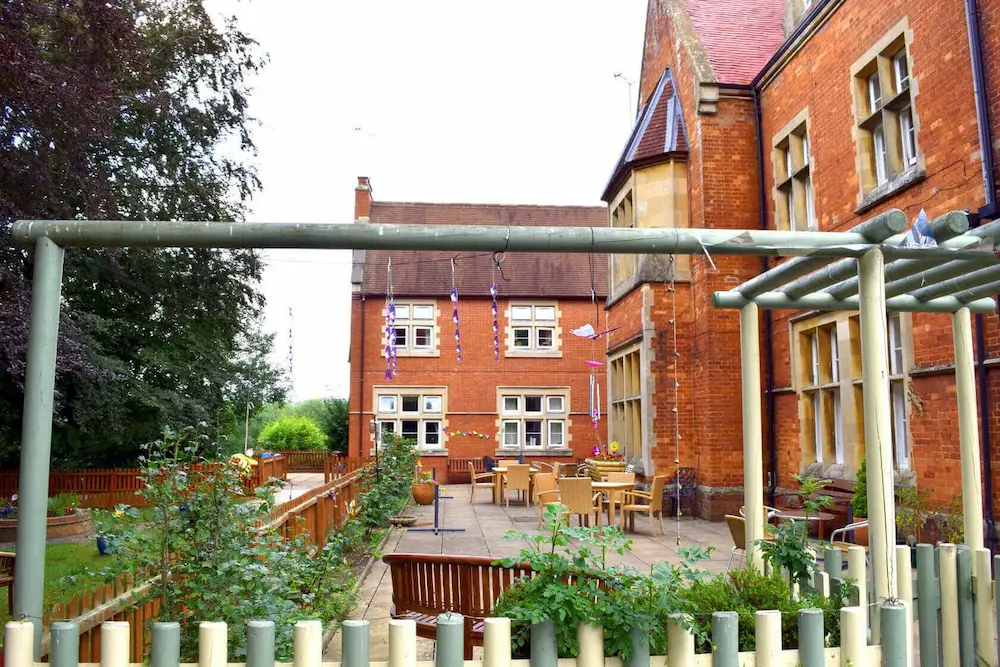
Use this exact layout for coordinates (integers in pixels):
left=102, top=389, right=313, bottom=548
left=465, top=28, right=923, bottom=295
left=323, top=483, right=735, bottom=660
left=273, top=471, right=327, bottom=503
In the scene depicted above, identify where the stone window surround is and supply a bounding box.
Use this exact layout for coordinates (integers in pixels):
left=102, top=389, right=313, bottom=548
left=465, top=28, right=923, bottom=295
left=771, top=109, right=816, bottom=232
left=381, top=301, right=441, bottom=358
left=849, top=18, right=925, bottom=212
left=494, top=386, right=573, bottom=456
left=371, top=385, right=449, bottom=454
left=505, top=303, right=563, bottom=358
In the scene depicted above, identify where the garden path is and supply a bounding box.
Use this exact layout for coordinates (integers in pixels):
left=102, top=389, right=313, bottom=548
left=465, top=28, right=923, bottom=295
left=273, top=472, right=327, bottom=504
left=323, top=483, right=733, bottom=661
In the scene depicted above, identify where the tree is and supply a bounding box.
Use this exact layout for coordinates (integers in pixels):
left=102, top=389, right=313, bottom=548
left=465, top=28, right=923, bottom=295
left=0, top=0, right=281, bottom=465
left=258, top=415, right=327, bottom=451
left=323, top=398, right=349, bottom=453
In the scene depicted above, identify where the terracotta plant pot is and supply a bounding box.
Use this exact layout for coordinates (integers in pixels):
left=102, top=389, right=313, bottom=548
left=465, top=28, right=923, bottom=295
left=411, top=483, right=436, bottom=505
left=853, top=524, right=869, bottom=547
left=585, top=459, right=627, bottom=481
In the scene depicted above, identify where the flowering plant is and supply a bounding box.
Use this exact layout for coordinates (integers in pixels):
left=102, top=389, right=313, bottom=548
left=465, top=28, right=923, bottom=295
left=413, top=463, right=438, bottom=485
left=590, top=441, right=624, bottom=462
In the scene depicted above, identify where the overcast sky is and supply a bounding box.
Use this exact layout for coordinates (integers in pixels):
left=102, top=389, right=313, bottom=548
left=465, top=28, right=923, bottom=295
left=216, top=1, right=646, bottom=401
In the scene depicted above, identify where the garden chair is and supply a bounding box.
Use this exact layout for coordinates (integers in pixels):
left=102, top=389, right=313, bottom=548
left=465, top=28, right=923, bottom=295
left=739, top=505, right=781, bottom=521
left=482, top=456, right=496, bottom=473
left=603, top=471, right=636, bottom=520
left=502, top=464, right=532, bottom=507
left=620, top=476, right=666, bottom=534
left=533, top=473, right=560, bottom=526
left=724, top=515, right=746, bottom=575
left=471, top=458, right=497, bottom=504
left=0, top=551, right=14, bottom=612
left=665, top=467, right=696, bottom=517
left=558, top=477, right=602, bottom=527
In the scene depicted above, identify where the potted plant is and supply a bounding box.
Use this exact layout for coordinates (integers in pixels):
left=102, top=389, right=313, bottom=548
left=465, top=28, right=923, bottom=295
left=411, top=464, right=437, bottom=505
left=937, top=497, right=964, bottom=545
left=586, top=441, right=626, bottom=480
left=896, top=484, right=931, bottom=567
left=850, top=460, right=869, bottom=547
left=92, top=506, right=129, bottom=556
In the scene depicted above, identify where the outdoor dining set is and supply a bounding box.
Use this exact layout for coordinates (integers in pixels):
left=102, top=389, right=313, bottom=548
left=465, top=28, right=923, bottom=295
left=469, top=458, right=674, bottom=534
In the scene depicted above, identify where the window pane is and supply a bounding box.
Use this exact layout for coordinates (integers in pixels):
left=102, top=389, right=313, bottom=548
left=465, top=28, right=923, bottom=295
left=868, top=73, right=882, bottom=112
left=423, top=421, right=440, bottom=447
left=513, top=328, right=531, bottom=348
left=503, top=421, right=520, bottom=447
left=813, top=394, right=822, bottom=464
left=413, top=327, right=432, bottom=348
left=502, top=396, right=520, bottom=413
left=401, top=420, right=419, bottom=440
left=511, top=306, right=532, bottom=321
left=891, top=383, right=909, bottom=468
left=525, top=396, right=542, bottom=412
left=833, top=392, right=844, bottom=465
left=805, top=179, right=815, bottom=229
left=535, top=306, right=556, bottom=321
left=548, top=421, right=564, bottom=447
left=830, top=330, right=840, bottom=383
left=378, top=396, right=397, bottom=413
left=395, top=305, right=410, bottom=321
left=424, top=396, right=442, bottom=413
left=547, top=396, right=565, bottom=413
left=893, top=51, right=909, bottom=92
left=381, top=421, right=396, bottom=435
left=874, top=125, right=888, bottom=185
left=401, top=396, right=419, bottom=412
left=889, top=315, right=903, bottom=375
left=524, top=421, right=543, bottom=448
left=394, top=327, right=408, bottom=348
left=536, top=328, right=554, bottom=349
left=802, top=134, right=810, bottom=166
left=787, top=190, right=796, bottom=231
left=810, top=333, right=819, bottom=385
left=900, top=108, right=916, bottom=167
left=785, top=149, right=793, bottom=179
left=412, top=305, right=434, bottom=320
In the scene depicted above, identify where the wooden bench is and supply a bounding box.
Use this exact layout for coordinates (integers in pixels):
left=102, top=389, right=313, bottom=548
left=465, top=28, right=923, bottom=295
left=383, top=553, right=532, bottom=657
left=446, top=458, right=484, bottom=483
left=0, top=551, right=14, bottom=613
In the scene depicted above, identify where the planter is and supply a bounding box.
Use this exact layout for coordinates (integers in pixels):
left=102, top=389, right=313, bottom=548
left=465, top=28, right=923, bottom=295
left=389, top=515, right=418, bottom=527
left=411, top=483, right=436, bottom=505
left=585, top=459, right=627, bottom=481
left=0, top=511, right=91, bottom=543
left=853, top=524, right=869, bottom=547
left=96, top=535, right=115, bottom=555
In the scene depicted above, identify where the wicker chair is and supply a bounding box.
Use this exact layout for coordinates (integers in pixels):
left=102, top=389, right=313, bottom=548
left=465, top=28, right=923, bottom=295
left=503, top=464, right=532, bottom=507
left=533, top=473, right=559, bottom=526
left=470, top=461, right=497, bottom=504
left=620, top=475, right=666, bottom=534
left=558, top=477, right=602, bottom=527
left=724, top=515, right=746, bottom=575
left=604, top=472, right=636, bottom=520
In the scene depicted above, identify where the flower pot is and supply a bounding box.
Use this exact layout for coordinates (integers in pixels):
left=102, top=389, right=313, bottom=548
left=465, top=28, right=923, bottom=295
left=411, top=483, right=436, bottom=505
left=585, top=459, right=627, bottom=481
left=96, top=535, right=113, bottom=556
left=853, top=524, right=869, bottom=547
left=389, top=515, right=418, bottom=527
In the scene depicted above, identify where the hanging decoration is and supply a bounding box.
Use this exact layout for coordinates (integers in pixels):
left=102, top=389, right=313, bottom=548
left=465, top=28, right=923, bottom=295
left=451, top=258, right=462, bottom=363
left=385, top=259, right=397, bottom=381
left=571, top=324, right=621, bottom=339
left=585, top=360, right=604, bottom=367
left=446, top=430, right=491, bottom=439
left=587, top=253, right=602, bottom=434
left=667, top=254, right=683, bottom=546
left=491, top=253, right=503, bottom=363
left=288, top=306, right=294, bottom=377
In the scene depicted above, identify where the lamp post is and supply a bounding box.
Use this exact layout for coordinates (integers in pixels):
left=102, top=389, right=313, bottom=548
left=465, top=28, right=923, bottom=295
left=370, top=420, right=382, bottom=482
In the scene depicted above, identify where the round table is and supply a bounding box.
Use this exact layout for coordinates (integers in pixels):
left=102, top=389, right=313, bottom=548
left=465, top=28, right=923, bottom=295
left=592, top=481, right=635, bottom=525
left=775, top=509, right=836, bottom=540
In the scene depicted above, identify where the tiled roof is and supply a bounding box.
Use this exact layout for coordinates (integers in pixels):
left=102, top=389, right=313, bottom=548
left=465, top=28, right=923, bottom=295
left=601, top=69, right=688, bottom=202
left=683, top=0, right=786, bottom=85
left=358, top=202, right=609, bottom=299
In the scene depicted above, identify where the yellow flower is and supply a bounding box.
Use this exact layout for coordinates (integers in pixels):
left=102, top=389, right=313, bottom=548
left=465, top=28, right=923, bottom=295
left=113, top=509, right=125, bottom=518
left=609, top=441, right=620, bottom=453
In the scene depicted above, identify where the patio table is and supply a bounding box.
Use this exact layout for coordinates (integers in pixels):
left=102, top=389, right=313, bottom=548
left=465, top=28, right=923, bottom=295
left=775, top=509, right=836, bottom=540
left=491, top=467, right=538, bottom=505
left=592, top=480, right=635, bottom=526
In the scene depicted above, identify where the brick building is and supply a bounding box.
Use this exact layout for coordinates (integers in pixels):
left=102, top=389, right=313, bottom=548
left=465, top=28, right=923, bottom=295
left=601, top=0, right=1000, bottom=535
left=347, top=178, right=609, bottom=481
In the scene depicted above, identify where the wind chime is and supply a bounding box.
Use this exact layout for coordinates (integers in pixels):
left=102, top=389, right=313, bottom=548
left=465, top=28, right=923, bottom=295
left=384, top=259, right=397, bottom=381
left=491, top=253, right=502, bottom=363
left=450, top=258, right=462, bottom=363
left=287, top=306, right=294, bottom=377
left=667, top=254, right=684, bottom=547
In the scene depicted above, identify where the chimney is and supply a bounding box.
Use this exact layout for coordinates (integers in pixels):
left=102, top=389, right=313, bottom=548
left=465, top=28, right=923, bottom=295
left=354, top=176, right=373, bottom=221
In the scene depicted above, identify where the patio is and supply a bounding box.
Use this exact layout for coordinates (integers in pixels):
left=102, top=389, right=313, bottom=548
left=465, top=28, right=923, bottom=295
left=323, top=483, right=734, bottom=661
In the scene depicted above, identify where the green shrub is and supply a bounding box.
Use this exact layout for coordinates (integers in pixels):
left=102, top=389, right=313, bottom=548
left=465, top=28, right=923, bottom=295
left=852, top=459, right=867, bottom=519
left=258, top=414, right=327, bottom=451
left=355, top=436, right=420, bottom=534
left=47, top=493, right=79, bottom=517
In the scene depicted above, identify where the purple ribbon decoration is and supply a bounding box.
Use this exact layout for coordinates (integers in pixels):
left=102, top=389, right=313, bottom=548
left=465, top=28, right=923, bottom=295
left=451, top=287, right=462, bottom=363
left=490, top=283, right=499, bottom=362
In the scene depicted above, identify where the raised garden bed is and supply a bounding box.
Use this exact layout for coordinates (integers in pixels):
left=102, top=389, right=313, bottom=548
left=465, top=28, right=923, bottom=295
left=0, top=510, right=91, bottom=543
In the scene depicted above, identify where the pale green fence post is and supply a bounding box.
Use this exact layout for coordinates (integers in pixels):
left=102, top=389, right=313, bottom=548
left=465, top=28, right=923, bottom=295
left=941, top=544, right=960, bottom=667
left=881, top=603, right=907, bottom=667
left=483, top=618, right=511, bottom=667
left=342, top=620, right=370, bottom=667
left=755, top=610, right=781, bottom=667
left=625, top=625, right=650, bottom=667
left=711, top=612, right=738, bottom=667
left=577, top=624, right=603, bottom=667
left=798, top=608, right=824, bottom=667
left=151, top=622, right=181, bottom=667
left=916, top=543, right=941, bottom=667
left=824, top=547, right=843, bottom=601
left=530, top=620, right=557, bottom=667
left=247, top=620, right=275, bottom=667
left=436, top=613, right=464, bottom=667
left=957, top=546, right=975, bottom=667
left=666, top=614, right=694, bottom=667
left=50, top=621, right=80, bottom=667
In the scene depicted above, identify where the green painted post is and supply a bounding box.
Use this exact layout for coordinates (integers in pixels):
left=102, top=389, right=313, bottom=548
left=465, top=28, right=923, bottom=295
left=824, top=547, right=843, bottom=601
left=625, top=626, right=649, bottom=667
left=12, top=237, right=64, bottom=658
left=247, top=620, right=275, bottom=667
left=530, top=620, right=558, bottom=667
left=711, top=612, right=738, bottom=667
left=880, top=604, right=907, bottom=667
left=798, top=609, right=824, bottom=667
left=957, top=546, right=975, bottom=667
left=342, top=620, right=370, bottom=667
left=436, top=613, right=464, bottom=667
left=50, top=621, right=79, bottom=667
left=151, top=622, right=181, bottom=667
left=916, top=544, right=940, bottom=667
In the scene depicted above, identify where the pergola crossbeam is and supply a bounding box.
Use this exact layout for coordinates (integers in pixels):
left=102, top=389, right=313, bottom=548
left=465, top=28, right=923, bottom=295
left=712, top=291, right=997, bottom=314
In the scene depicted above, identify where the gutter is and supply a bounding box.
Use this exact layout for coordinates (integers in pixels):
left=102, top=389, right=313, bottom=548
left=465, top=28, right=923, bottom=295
left=965, top=0, right=997, bottom=552
left=752, top=86, right=779, bottom=507
left=357, top=294, right=366, bottom=458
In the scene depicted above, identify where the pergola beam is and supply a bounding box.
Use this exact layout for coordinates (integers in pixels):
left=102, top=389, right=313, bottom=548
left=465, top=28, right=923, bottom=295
left=910, top=264, right=1000, bottom=301
left=711, top=291, right=997, bottom=314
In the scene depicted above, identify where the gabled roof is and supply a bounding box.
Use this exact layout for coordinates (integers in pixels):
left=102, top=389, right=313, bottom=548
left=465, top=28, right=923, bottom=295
left=601, top=69, right=688, bottom=202
left=683, top=0, right=785, bottom=85
left=358, top=202, right=609, bottom=299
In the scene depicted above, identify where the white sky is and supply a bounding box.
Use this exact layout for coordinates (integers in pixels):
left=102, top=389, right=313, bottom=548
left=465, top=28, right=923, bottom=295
left=216, top=1, right=646, bottom=401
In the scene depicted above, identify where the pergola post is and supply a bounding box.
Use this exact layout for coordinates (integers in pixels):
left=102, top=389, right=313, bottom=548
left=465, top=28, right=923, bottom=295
left=13, top=237, right=64, bottom=658
left=857, top=248, right=898, bottom=607
left=740, top=303, right=765, bottom=568
left=952, top=306, right=985, bottom=550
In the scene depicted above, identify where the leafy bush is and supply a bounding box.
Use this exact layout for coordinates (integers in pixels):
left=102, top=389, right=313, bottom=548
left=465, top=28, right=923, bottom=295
left=258, top=414, right=327, bottom=451
left=355, top=436, right=420, bottom=534
left=48, top=493, right=79, bottom=517
left=852, top=459, right=867, bottom=519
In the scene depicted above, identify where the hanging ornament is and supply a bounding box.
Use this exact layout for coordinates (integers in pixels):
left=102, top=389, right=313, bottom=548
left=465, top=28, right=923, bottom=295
left=451, top=258, right=462, bottom=363
left=288, top=306, right=294, bottom=377
left=385, top=259, right=397, bottom=381
left=491, top=283, right=500, bottom=362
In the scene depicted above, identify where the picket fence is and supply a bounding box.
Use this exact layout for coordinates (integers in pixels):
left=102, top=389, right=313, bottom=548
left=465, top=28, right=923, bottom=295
left=4, top=607, right=897, bottom=667
left=0, top=455, right=289, bottom=509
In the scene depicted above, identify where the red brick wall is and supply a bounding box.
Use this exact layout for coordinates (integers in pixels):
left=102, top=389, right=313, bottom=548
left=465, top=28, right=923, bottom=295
left=348, top=296, right=607, bottom=482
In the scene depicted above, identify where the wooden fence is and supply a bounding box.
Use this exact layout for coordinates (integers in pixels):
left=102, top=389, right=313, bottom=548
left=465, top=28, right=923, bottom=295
left=0, top=456, right=288, bottom=509
left=323, top=456, right=365, bottom=483
left=24, top=463, right=367, bottom=663
left=281, top=451, right=329, bottom=472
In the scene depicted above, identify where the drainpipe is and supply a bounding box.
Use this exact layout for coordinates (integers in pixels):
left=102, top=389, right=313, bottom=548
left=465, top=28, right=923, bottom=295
left=357, top=294, right=366, bottom=459
left=965, top=0, right=997, bottom=552
left=752, top=86, right=778, bottom=507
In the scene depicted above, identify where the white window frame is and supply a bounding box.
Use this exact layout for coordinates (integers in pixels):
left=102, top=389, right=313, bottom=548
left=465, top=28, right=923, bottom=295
left=497, top=390, right=569, bottom=450
left=502, top=421, right=521, bottom=448
left=900, top=107, right=917, bottom=168
left=546, top=396, right=565, bottom=413
left=393, top=302, right=436, bottom=352
left=400, top=420, right=420, bottom=442
left=378, top=396, right=397, bottom=414
left=893, top=51, right=909, bottom=92
left=508, top=304, right=559, bottom=353
left=536, top=328, right=555, bottom=350
left=502, top=396, right=520, bottom=413
left=548, top=420, right=565, bottom=447
left=422, top=420, right=441, bottom=450
left=805, top=179, right=816, bottom=229
left=873, top=124, right=888, bottom=185
left=375, top=389, right=447, bottom=451
left=888, top=314, right=904, bottom=375
left=830, top=329, right=840, bottom=383
left=423, top=395, right=442, bottom=414
left=867, top=73, right=882, bottom=113
left=891, top=383, right=909, bottom=469
left=523, top=420, right=544, bottom=449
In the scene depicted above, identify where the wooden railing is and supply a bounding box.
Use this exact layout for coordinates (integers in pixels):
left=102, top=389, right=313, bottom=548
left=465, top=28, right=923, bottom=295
left=261, top=465, right=368, bottom=547
left=324, top=456, right=365, bottom=482
left=281, top=451, right=329, bottom=472
left=0, top=456, right=288, bottom=509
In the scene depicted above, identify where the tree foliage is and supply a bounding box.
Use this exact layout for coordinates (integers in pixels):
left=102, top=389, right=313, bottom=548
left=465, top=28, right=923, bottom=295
left=0, top=0, right=286, bottom=465
left=258, top=414, right=326, bottom=451
left=247, top=397, right=349, bottom=452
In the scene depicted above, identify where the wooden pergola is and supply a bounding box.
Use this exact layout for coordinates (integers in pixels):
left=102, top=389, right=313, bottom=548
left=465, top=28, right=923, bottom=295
left=8, top=209, right=999, bottom=655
